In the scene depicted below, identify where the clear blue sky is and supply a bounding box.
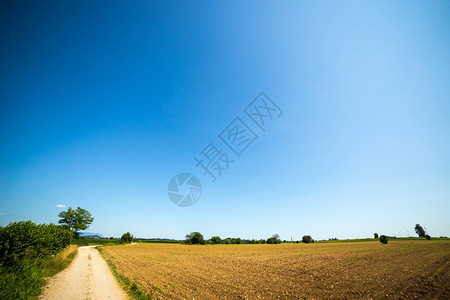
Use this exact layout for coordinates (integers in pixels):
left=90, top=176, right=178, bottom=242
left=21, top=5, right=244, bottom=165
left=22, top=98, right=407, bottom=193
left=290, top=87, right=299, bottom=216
left=1, top=1, right=449, bottom=240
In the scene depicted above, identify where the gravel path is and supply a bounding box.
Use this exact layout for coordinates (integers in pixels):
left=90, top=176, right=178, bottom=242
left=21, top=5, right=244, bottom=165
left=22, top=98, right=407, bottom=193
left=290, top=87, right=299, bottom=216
left=39, top=246, right=128, bottom=300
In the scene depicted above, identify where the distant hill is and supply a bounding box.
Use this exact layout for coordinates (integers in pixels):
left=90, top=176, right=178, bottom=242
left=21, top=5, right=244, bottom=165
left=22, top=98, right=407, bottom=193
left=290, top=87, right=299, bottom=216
left=80, top=232, right=105, bottom=239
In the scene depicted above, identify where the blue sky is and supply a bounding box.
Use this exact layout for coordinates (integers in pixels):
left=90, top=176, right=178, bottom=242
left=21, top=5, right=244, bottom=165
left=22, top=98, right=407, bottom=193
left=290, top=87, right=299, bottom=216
left=1, top=1, right=449, bottom=240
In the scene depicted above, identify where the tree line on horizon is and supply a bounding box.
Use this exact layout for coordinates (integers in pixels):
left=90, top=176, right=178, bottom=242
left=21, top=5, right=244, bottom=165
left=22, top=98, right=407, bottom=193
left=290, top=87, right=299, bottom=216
left=52, top=207, right=440, bottom=245
left=185, top=224, right=435, bottom=246
left=184, top=232, right=316, bottom=245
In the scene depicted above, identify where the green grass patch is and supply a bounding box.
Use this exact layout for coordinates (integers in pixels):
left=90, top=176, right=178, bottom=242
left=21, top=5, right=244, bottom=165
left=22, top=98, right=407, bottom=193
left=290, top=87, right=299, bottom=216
left=0, top=245, right=78, bottom=300
left=41, top=245, right=78, bottom=277
left=71, top=238, right=122, bottom=246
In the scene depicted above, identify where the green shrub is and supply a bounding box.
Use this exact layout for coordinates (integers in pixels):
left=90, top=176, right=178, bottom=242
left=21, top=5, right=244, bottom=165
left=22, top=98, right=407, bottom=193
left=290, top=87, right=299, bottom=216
left=0, top=221, right=73, bottom=266
left=379, top=235, right=388, bottom=244
left=0, top=221, right=76, bottom=299
left=425, top=234, right=431, bottom=240
left=302, top=235, right=314, bottom=243
left=120, top=232, right=134, bottom=244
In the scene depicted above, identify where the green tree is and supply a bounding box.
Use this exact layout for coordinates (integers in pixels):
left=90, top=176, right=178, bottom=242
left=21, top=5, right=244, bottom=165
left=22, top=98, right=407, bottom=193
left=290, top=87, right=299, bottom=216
left=185, top=232, right=205, bottom=245
left=425, top=234, right=431, bottom=240
left=58, top=207, right=94, bottom=238
left=267, top=234, right=281, bottom=244
left=379, top=235, right=388, bottom=244
left=374, top=233, right=378, bottom=239
left=415, top=224, right=426, bottom=238
left=224, top=238, right=231, bottom=245
left=236, top=237, right=242, bottom=244
left=211, top=236, right=222, bottom=244
left=121, top=232, right=134, bottom=243
left=302, top=235, right=314, bottom=243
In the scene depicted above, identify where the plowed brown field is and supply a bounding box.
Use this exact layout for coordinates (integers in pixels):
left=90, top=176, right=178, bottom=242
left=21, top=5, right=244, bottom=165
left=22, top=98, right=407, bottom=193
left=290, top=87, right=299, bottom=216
left=102, top=241, right=450, bottom=299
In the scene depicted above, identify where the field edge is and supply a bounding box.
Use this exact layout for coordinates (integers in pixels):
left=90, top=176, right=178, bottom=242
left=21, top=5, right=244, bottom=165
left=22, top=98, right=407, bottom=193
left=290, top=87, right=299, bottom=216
left=97, top=246, right=154, bottom=300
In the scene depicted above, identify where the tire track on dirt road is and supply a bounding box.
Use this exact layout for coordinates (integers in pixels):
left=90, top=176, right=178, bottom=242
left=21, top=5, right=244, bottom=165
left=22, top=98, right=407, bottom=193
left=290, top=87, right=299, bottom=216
left=39, top=245, right=128, bottom=300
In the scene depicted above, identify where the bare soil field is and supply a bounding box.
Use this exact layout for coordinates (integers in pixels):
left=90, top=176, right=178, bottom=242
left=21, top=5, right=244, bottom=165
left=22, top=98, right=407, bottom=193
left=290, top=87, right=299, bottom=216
left=102, top=240, right=450, bottom=299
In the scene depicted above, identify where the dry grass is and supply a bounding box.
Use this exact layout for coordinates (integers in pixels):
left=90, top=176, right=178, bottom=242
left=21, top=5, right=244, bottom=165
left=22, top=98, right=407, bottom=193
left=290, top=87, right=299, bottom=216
left=102, top=241, right=450, bottom=299
left=42, top=245, right=79, bottom=277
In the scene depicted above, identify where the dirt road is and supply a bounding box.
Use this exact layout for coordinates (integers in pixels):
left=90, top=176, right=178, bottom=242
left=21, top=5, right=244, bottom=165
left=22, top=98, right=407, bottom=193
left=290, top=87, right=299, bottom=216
left=39, top=246, right=128, bottom=300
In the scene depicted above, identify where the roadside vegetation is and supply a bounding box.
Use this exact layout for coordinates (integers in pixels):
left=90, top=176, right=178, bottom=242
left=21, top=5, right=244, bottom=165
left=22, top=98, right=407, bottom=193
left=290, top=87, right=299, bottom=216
left=71, top=231, right=137, bottom=246
left=0, top=206, right=95, bottom=299
left=97, top=246, right=153, bottom=299
left=0, top=221, right=75, bottom=299
left=71, top=237, right=122, bottom=246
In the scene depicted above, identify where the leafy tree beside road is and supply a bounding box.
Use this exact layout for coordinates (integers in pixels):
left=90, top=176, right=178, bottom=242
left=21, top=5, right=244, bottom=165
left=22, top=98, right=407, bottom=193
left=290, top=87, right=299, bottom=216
left=58, top=207, right=94, bottom=238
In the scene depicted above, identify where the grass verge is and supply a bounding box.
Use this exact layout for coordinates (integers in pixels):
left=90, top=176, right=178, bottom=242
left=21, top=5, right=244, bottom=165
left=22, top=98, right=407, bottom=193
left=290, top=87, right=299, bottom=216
left=97, top=246, right=153, bottom=300
left=71, top=238, right=123, bottom=246
left=42, top=245, right=78, bottom=277
left=0, top=245, right=78, bottom=299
